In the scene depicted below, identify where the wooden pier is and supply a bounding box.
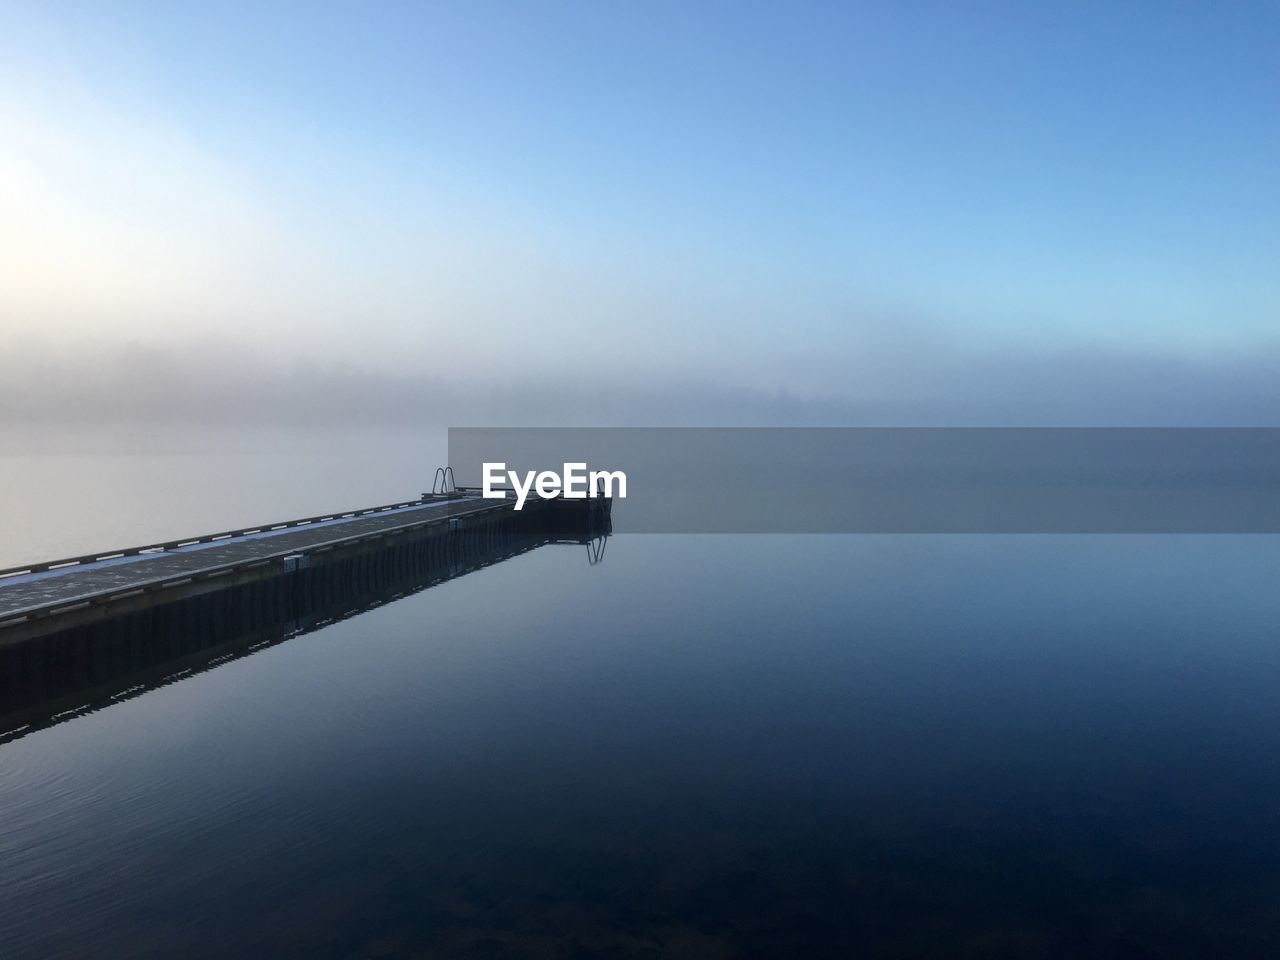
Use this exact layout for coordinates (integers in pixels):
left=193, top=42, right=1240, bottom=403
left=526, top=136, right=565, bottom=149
left=0, top=488, right=610, bottom=744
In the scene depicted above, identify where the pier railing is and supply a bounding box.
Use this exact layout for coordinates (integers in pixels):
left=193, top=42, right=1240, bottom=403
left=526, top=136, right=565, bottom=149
left=0, top=495, right=493, bottom=626
left=0, top=494, right=463, bottom=581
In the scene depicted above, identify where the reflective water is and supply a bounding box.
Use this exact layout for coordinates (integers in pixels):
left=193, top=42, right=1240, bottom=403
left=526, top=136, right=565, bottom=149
left=4, top=525, right=1280, bottom=957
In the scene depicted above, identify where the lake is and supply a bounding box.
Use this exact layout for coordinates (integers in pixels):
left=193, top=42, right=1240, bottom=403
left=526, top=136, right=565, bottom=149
left=2, top=435, right=1280, bottom=957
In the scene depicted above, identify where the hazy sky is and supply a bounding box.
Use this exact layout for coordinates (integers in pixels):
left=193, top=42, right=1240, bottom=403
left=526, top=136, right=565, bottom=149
left=1, top=1, right=1277, bottom=420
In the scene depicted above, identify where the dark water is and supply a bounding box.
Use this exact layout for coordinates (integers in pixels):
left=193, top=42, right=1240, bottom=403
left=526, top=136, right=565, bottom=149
left=4, top=534, right=1280, bottom=958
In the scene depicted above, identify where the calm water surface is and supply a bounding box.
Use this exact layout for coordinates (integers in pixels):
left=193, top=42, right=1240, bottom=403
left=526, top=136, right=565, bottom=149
left=2, top=438, right=1280, bottom=957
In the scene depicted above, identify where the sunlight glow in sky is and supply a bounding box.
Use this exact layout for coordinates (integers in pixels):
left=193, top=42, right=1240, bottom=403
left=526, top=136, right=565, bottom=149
left=1, top=1, right=1277, bottom=400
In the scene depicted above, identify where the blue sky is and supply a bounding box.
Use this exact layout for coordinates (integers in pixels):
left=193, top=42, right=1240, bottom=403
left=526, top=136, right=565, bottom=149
left=1, top=1, right=1277, bottom=413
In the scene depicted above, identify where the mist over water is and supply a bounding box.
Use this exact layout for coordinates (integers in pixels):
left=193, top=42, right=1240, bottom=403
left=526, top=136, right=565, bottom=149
left=0, top=427, right=446, bottom=567
left=4, top=339, right=1280, bottom=430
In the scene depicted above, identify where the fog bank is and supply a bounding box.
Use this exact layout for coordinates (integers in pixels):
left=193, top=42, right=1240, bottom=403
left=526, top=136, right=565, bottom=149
left=2, top=338, right=1279, bottom=429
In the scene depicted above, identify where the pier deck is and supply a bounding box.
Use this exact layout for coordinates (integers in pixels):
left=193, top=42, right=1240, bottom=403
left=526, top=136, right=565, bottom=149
left=0, top=492, right=611, bottom=744
left=0, top=492, right=538, bottom=636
